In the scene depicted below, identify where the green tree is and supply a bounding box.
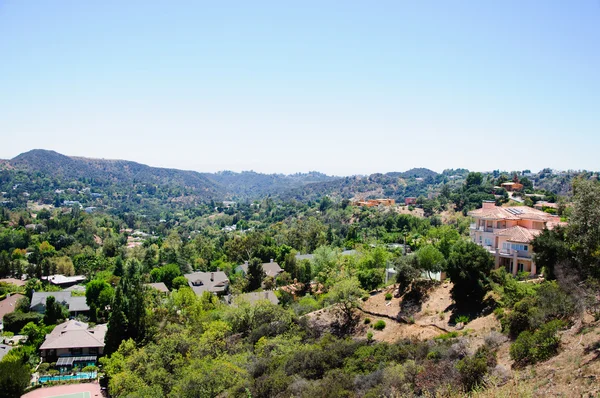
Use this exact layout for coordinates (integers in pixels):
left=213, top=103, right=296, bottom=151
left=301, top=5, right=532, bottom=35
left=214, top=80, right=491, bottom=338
left=327, top=277, right=365, bottom=334
left=150, top=263, right=181, bottom=290
left=105, top=259, right=146, bottom=354
left=416, top=245, right=445, bottom=278
left=246, top=257, right=265, bottom=292
left=0, top=357, right=30, bottom=398
left=446, top=240, right=494, bottom=309
left=43, top=295, right=67, bottom=325
left=86, top=279, right=114, bottom=322
left=569, top=179, right=600, bottom=278
left=465, top=172, right=483, bottom=188
left=171, top=276, right=189, bottom=290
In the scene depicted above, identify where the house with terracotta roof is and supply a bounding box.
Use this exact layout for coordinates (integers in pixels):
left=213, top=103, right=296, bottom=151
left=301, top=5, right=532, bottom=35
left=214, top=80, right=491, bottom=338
left=468, top=201, right=565, bottom=276
left=39, top=319, right=107, bottom=372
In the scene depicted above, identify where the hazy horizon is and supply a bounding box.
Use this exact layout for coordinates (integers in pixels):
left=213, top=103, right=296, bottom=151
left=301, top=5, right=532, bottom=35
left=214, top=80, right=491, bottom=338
left=2, top=1, right=599, bottom=174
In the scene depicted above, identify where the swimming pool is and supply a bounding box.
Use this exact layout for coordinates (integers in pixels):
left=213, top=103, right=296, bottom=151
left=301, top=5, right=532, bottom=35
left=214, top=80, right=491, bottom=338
left=38, top=372, right=97, bottom=383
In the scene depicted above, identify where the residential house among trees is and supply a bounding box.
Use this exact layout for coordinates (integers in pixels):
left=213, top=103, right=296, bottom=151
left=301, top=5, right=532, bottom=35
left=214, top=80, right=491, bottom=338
left=236, top=259, right=284, bottom=279
left=468, top=201, right=564, bottom=276
left=39, top=320, right=106, bottom=373
left=353, top=199, right=396, bottom=207
left=30, top=291, right=90, bottom=316
left=43, top=274, right=86, bottom=288
left=183, top=271, right=229, bottom=296
left=0, top=293, right=24, bottom=331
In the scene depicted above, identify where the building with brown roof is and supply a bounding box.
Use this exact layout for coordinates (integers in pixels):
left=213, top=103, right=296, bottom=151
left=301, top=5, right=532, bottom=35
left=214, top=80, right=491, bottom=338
left=0, top=293, right=25, bottom=331
left=468, top=201, right=564, bottom=276
left=39, top=320, right=107, bottom=370
left=353, top=199, right=396, bottom=208
left=501, top=182, right=524, bottom=192
left=0, top=278, right=26, bottom=287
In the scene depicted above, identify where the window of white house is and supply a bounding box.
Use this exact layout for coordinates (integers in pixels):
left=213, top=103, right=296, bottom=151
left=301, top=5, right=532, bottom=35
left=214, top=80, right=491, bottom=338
left=484, top=238, right=492, bottom=246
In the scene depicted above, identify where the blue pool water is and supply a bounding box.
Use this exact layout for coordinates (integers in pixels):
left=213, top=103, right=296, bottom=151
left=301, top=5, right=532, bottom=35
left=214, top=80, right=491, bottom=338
left=38, top=372, right=97, bottom=383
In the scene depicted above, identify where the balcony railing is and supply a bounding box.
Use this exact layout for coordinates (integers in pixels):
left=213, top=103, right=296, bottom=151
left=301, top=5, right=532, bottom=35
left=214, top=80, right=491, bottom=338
left=498, top=249, right=531, bottom=259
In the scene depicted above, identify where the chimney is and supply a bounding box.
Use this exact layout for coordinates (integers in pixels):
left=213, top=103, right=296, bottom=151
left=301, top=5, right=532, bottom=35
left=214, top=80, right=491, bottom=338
left=210, top=272, right=214, bottom=281
left=264, top=292, right=269, bottom=299
left=270, top=259, right=274, bottom=263
left=482, top=201, right=496, bottom=209
left=217, top=267, right=221, bottom=272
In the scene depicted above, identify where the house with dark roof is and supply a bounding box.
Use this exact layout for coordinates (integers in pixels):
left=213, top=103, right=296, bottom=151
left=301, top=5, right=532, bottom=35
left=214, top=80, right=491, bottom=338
left=30, top=291, right=90, bottom=316
left=39, top=320, right=106, bottom=371
left=183, top=271, right=229, bottom=296
left=294, top=253, right=314, bottom=261
left=0, top=344, right=14, bottom=361
left=145, top=282, right=169, bottom=293
left=235, top=259, right=284, bottom=279
left=229, top=291, right=279, bottom=306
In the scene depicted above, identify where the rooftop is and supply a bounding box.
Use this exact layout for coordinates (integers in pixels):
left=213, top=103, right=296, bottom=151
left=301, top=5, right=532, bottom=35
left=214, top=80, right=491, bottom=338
left=43, top=275, right=86, bottom=286
left=0, top=293, right=25, bottom=321
left=145, top=282, right=169, bottom=293
left=183, top=271, right=229, bottom=295
left=39, top=320, right=106, bottom=351
left=231, top=291, right=279, bottom=306
left=494, top=225, right=542, bottom=243
left=0, top=278, right=26, bottom=287
left=0, top=344, right=14, bottom=361
left=468, top=204, right=560, bottom=222
left=30, top=291, right=90, bottom=313
left=236, top=260, right=283, bottom=278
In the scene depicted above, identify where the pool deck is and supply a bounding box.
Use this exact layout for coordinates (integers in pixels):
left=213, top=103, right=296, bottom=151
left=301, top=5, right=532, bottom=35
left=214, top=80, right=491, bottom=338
left=21, top=382, right=103, bottom=398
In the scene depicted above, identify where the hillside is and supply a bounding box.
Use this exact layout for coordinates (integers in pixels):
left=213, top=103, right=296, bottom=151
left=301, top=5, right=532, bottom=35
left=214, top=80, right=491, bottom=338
left=281, top=169, right=445, bottom=202
left=10, top=149, right=223, bottom=197
left=203, top=170, right=337, bottom=199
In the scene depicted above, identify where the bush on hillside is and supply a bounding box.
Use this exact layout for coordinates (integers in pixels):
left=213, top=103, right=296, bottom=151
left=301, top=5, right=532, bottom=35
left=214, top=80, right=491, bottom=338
left=509, top=319, right=566, bottom=366
left=373, top=320, right=386, bottom=330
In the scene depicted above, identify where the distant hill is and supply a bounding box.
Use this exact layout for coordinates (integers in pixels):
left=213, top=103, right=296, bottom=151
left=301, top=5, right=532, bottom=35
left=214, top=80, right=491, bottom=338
left=203, top=170, right=337, bottom=199
left=388, top=168, right=439, bottom=180
left=281, top=169, right=446, bottom=202
left=10, top=149, right=223, bottom=197
left=2, top=150, right=342, bottom=208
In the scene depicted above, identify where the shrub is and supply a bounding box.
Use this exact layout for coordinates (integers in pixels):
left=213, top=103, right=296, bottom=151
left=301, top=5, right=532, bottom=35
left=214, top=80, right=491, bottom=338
left=82, top=365, right=98, bottom=372
left=426, top=350, right=441, bottom=361
left=455, top=315, right=470, bottom=324
left=373, top=320, right=386, bottom=330
left=2, top=312, right=43, bottom=333
left=436, top=331, right=458, bottom=341
left=456, top=346, right=496, bottom=391
left=364, top=318, right=371, bottom=325
left=38, top=362, right=50, bottom=374
left=384, top=293, right=392, bottom=301
left=366, top=332, right=373, bottom=342
left=510, top=320, right=566, bottom=366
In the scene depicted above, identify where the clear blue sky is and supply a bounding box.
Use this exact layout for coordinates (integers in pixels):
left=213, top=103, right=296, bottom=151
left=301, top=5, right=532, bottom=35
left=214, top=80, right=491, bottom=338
left=1, top=1, right=599, bottom=175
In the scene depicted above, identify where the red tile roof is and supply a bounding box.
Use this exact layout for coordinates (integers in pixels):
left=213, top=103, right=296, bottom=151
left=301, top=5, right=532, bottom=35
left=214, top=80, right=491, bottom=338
left=468, top=205, right=559, bottom=222
left=494, top=226, right=541, bottom=243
